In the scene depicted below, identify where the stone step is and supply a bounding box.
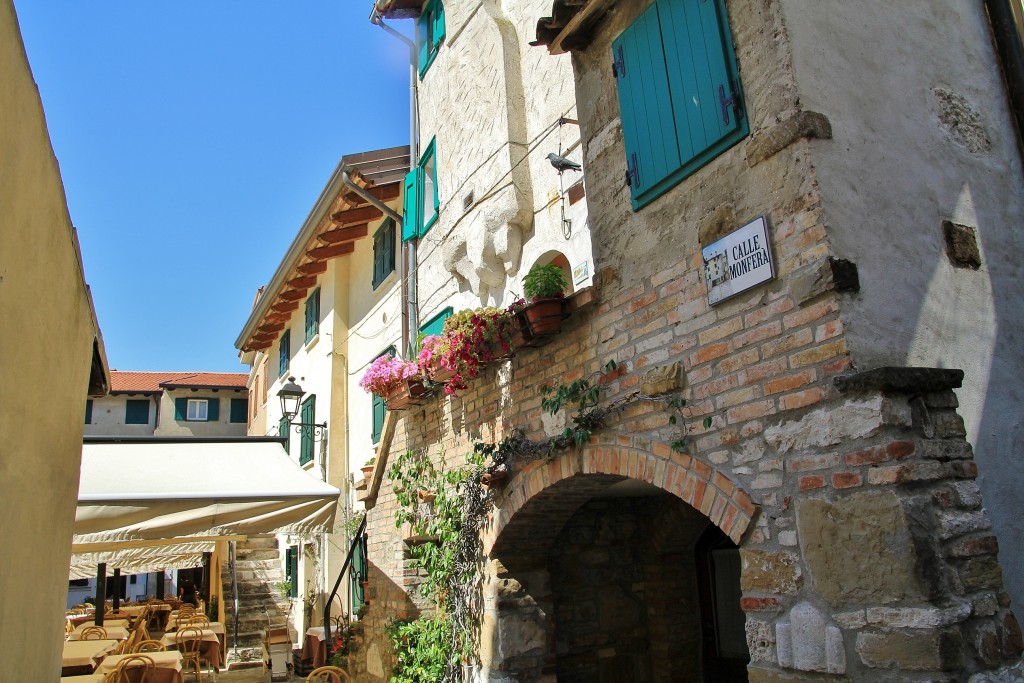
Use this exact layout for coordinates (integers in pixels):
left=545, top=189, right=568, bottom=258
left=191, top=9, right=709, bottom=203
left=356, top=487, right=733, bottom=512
left=234, top=549, right=280, bottom=561
left=239, top=535, right=278, bottom=550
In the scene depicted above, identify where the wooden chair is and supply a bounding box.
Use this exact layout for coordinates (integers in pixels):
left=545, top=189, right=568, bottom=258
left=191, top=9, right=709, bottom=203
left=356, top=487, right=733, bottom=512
left=132, top=639, right=166, bottom=653
left=176, top=626, right=208, bottom=682
left=184, top=614, right=210, bottom=627
left=79, top=625, right=108, bottom=640
left=110, top=654, right=155, bottom=683
left=306, top=666, right=351, bottom=682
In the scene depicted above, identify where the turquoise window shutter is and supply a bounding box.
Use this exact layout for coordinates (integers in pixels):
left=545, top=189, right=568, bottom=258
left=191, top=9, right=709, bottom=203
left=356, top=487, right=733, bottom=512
left=419, top=306, right=453, bottom=338
left=174, top=398, right=187, bottom=420
left=125, top=399, right=150, bottom=425
left=286, top=547, right=298, bottom=598
left=85, top=399, right=93, bottom=424
left=432, top=1, right=446, bottom=48
left=613, top=0, right=747, bottom=210
left=279, top=330, right=290, bottom=376
left=206, top=398, right=220, bottom=422
left=230, top=398, right=248, bottom=423
left=373, top=219, right=396, bottom=288
left=417, top=10, right=431, bottom=77
left=659, top=0, right=746, bottom=172
left=371, top=393, right=386, bottom=443
left=350, top=537, right=367, bottom=611
left=402, top=168, right=422, bottom=242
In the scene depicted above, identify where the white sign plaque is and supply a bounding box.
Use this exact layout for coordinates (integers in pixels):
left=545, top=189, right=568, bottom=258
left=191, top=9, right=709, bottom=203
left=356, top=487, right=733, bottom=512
left=572, top=260, right=590, bottom=286
left=702, top=215, right=775, bottom=305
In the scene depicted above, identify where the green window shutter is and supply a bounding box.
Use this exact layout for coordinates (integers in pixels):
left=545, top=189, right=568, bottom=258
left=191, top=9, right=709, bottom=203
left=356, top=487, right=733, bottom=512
left=206, top=398, right=220, bottom=422
left=279, top=330, right=290, bottom=376
left=419, top=140, right=438, bottom=238
left=432, top=1, right=446, bottom=48
left=230, top=398, right=248, bottom=423
left=372, top=219, right=396, bottom=289
left=613, top=2, right=681, bottom=203
left=402, top=168, right=422, bottom=242
left=300, top=395, right=315, bottom=465
left=279, top=416, right=290, bottom=454
left=286, top=546, right=298, bottom=599
left=350, top=536, right=367, bottom=611
left=417, top=10, right=430, bottom=77
left=304, top=289, right=320, bottom=344
left=125, top=399, right=150, bottom=425
left=174, top=398, right=188, bottom=420
left=659, top=0, right=747, bottom=176
left=419, top=306, right=453, bottom=338
left=371, top=393, right=386, bottom=444
left=613, top=0, right=747, bottom=210
left=85, top=399, right=93, bottom=424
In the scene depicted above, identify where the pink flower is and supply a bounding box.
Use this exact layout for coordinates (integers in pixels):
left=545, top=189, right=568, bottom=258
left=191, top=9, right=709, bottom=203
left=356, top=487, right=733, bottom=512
left=359, top=354, right=420, bottom=397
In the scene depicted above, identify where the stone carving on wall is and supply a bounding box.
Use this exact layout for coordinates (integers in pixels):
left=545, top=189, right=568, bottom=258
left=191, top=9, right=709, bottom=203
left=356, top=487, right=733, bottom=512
left=775, top=601, right=847, bottom=674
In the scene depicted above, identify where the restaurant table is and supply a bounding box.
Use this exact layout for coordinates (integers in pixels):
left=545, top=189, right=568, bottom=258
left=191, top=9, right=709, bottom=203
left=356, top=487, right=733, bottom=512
left=70, top=618, right=129, bottom=632
left=67, top=625, right=129, bottom=641
left=59, top=675, right=103, bottom=682
left=96, top=651, right=184, bottom=683
left=61, top=639, right=119, bottom=676
left=303, top=626, right=329, bottom=669
left=161, top=627, right=225, bottom=668
left=166, top=613, right=225, bottom=635
left=66, top=613, right=96, bottom=628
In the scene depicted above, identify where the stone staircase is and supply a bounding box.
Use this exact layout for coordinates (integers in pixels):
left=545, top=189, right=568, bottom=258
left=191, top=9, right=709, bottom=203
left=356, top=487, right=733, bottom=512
left=221, top=534, right=292, bottom=651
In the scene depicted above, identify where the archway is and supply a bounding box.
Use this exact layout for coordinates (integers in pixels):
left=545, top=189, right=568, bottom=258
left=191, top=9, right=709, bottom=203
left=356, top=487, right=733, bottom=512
left=482, top=443, right=756, bottom=682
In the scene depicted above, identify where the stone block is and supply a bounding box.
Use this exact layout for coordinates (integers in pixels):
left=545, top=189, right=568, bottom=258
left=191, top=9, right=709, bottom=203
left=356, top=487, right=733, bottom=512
left=764, top=396, right=887, bottom=453
left=747, top=619, right=777, bottom=663
left=942, top=220, right=983, bottom=269
left=959, top=556, right=1004, bottom=592
left=745, top=110, right=833, bottom=167
left=797, top=491, right=925, bottom=607
left=856, top=628, right=964, bottom=671
left=748, top=668, right=851, bottom=682
left=741, top=550, right=803, bottom=593
left=640, top=361, right=685, bottom=396
left=774, top=602, right=846, bottom=674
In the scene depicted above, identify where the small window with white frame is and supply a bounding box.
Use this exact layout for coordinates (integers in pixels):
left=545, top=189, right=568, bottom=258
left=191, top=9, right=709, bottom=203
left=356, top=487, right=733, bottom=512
left=187, top=399, right=208, bottom=421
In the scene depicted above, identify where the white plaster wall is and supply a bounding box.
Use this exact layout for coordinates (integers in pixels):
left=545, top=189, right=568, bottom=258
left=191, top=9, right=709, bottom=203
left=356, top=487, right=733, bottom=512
left=153, top=388, right=249, bottom=437
left=782, top=0, right=1024, bottom=611
left=85, top=394, right=158, bottom=436
left=414, top=0, right=595, bottom=316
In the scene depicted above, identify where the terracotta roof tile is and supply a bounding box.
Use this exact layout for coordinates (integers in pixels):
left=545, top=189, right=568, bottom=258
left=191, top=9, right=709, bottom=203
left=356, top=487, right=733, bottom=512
left=110, top=371, right=248, bottom=393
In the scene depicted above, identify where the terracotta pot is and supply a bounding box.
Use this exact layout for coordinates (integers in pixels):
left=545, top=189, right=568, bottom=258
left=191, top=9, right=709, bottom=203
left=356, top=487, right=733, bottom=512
left=361, top=465, right=375, bottom=479
left=480, top=469, right=509, bottom=490
left=426, top=359, right=457, bottom=384
left=417, top=489, right=437, bottom=503
left=386, top=376, right=428, bottom=410
left=522, top=299, right=565, bottom=336
left=511, top=312, right=551, bottom=349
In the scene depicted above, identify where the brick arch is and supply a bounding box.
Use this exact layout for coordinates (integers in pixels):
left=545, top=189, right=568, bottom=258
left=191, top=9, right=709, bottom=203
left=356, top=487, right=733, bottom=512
left=483, top=441, right=758, bottom=560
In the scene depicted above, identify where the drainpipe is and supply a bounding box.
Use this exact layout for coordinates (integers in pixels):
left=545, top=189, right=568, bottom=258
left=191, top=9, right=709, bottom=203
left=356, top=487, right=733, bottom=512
left=985, top=0, right=1024, bottom=154
left=370, top=5, right=421, bottom=354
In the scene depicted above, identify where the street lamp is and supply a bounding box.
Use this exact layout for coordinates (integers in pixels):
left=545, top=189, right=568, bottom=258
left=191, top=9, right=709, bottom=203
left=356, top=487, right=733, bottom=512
left=277, top=377, right=327, bottom=440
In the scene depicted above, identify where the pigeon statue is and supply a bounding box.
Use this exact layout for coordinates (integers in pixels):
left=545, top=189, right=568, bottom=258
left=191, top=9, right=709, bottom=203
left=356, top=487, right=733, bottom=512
left=547, top=152, right=582, bottom=173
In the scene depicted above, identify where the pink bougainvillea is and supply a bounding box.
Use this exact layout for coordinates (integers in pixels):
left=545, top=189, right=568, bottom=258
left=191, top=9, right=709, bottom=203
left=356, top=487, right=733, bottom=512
left=359, top=354, right=420, bottom=397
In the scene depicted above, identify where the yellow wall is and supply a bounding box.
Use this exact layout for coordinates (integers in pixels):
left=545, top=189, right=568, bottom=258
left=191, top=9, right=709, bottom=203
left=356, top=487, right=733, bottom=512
left=0, top=1, right=105, bottom=677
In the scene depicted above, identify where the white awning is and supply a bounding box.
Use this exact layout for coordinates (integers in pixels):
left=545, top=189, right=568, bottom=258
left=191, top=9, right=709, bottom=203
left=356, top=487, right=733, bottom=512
left=69, top=541, right=216, bottom=580
left=74, top=438, right=340, bottom=554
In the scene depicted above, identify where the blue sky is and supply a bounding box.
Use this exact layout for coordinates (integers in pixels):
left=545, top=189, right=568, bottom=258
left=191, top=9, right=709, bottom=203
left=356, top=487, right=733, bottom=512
left=15, top=2, right=412, bottom=373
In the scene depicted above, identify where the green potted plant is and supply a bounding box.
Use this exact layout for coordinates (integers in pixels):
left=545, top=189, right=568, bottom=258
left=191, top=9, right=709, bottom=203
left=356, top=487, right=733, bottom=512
left=434, top=307, right=516, bottom=395
left=361, top=457, right=376, bottom=480
left=520, top=263, right=570, bottom=336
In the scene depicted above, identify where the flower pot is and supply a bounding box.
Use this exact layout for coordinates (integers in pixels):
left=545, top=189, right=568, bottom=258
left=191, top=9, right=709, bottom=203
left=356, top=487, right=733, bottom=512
left=417, top=489, right=437, bottom=503
left=361, top=465, right=375, bottom=480
left=511, top=312, right=550, bottom=348
left=386, top=376, right=428, bottom=410
left=522, top=298, right=565, bottom=336
left=480, top=468, right=508, bottom=490
left=426, top=359, right=457, bottom=384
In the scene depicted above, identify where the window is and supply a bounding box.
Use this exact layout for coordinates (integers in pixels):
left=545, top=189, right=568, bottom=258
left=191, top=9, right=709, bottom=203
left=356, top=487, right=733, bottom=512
left=279, top=416, right=291, bottom=454
left=350, top=534, right=367, bottom=612
left=285, top=546, right=298, bottom=599
left=299, top=395, right=316, bottom=466
left=402, top=138, right=439, bottom=242
left=371, top=346, right=396, bottom=443
left=419, top=306, right=452, bottom=338
left=612, top=0, right=747, bottom=210
left=304, top=289, right=320, bottom=344
left=174, top=398, right=219, bottom=422
left=125, top=399, right=150, bottom=425
left=230, top=398, right=248, bottom=424
left=279, top=329, right=290, bottom=377
left=417, top=0, right=446, bottom=78
left=372, top=218, right=396, bottom=289
left=85, top=399, right=93, bottom=424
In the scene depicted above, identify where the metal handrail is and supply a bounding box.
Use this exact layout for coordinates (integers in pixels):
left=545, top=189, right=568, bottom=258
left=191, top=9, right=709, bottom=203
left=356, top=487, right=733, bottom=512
left=229, top=541, right=239, bottom=651
left=323, top=516, right=368, bottom=656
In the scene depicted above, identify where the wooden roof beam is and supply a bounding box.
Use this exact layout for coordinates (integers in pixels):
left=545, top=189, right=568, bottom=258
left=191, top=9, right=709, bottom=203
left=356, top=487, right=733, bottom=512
left=271, top=301, right=300, bottom=313
left=296, top=261, right=328, bottom=275
left=279, top=289, right=308, bottom=302
left=307, top=242, right=355, bottom=260
left=330, top=205, right=383, bottom=226
left=318, top=224, right=369, bottom=244
left=286, top=275, right=318, bottom=290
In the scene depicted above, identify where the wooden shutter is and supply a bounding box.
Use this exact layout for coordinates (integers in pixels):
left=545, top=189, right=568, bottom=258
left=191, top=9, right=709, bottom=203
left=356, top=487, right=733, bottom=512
left=419, top=306, right=453, bottom=338
left=659, top=0, right=746, bottom=175
left=85, top=399, right=93, bottom=424
left=175, top=398, right=188, bottom=420
left=279, top=330, right=290, bottom=376
left=350, top=537, right=367, bottom=611
left=206, top=398, right=220, bottom=422
left=402, top=168, right=422, bottom=242
left=371, top=393, right=386, bottom=444
left=125, top=399, right=150, bottom=425
left=373, top=220, right=395, bottom=288
left=613, top=1, right=681, bottom=204
left=432, top=1, right=446, bottom=49
left=417, top=8, right=431, bottom=77
left=286, top=547, right=298, bottom=598
left=279, top=416, right=290, bottom=454
left=305, top=289, right=319, bottom=343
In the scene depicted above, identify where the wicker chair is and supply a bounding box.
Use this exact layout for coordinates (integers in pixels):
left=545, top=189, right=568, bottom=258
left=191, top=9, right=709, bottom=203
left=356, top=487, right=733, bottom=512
left=79, top=625, right=108, bottom=640
left=132, top=639, right=166, bottom=653
left=110, top=654, right=155, bottom=683
left=306, top=666, right=351, bottom=683
left=175, top=626, right=211, bottom=682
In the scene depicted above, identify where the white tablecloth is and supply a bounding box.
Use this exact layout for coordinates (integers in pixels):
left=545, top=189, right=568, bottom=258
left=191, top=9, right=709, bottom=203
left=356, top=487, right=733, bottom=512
left=61, top=640, right=119, bottom=669
left=67, top=626, right=129, bottom=641
left=96, top=651, right=183, bottom=674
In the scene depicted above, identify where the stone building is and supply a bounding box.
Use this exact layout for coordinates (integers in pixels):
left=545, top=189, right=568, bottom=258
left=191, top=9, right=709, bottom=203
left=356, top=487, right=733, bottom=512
left=348, top=0, right=1024, bottom=681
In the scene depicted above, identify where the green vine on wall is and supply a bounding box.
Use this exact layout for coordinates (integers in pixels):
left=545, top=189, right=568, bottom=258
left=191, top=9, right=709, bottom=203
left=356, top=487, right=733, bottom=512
left=384, top=358, right=710, bottom=681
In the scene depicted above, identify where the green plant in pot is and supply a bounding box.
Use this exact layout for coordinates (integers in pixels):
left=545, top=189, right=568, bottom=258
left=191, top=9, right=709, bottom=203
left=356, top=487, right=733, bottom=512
left=521, top=263, right=570, bottom=336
